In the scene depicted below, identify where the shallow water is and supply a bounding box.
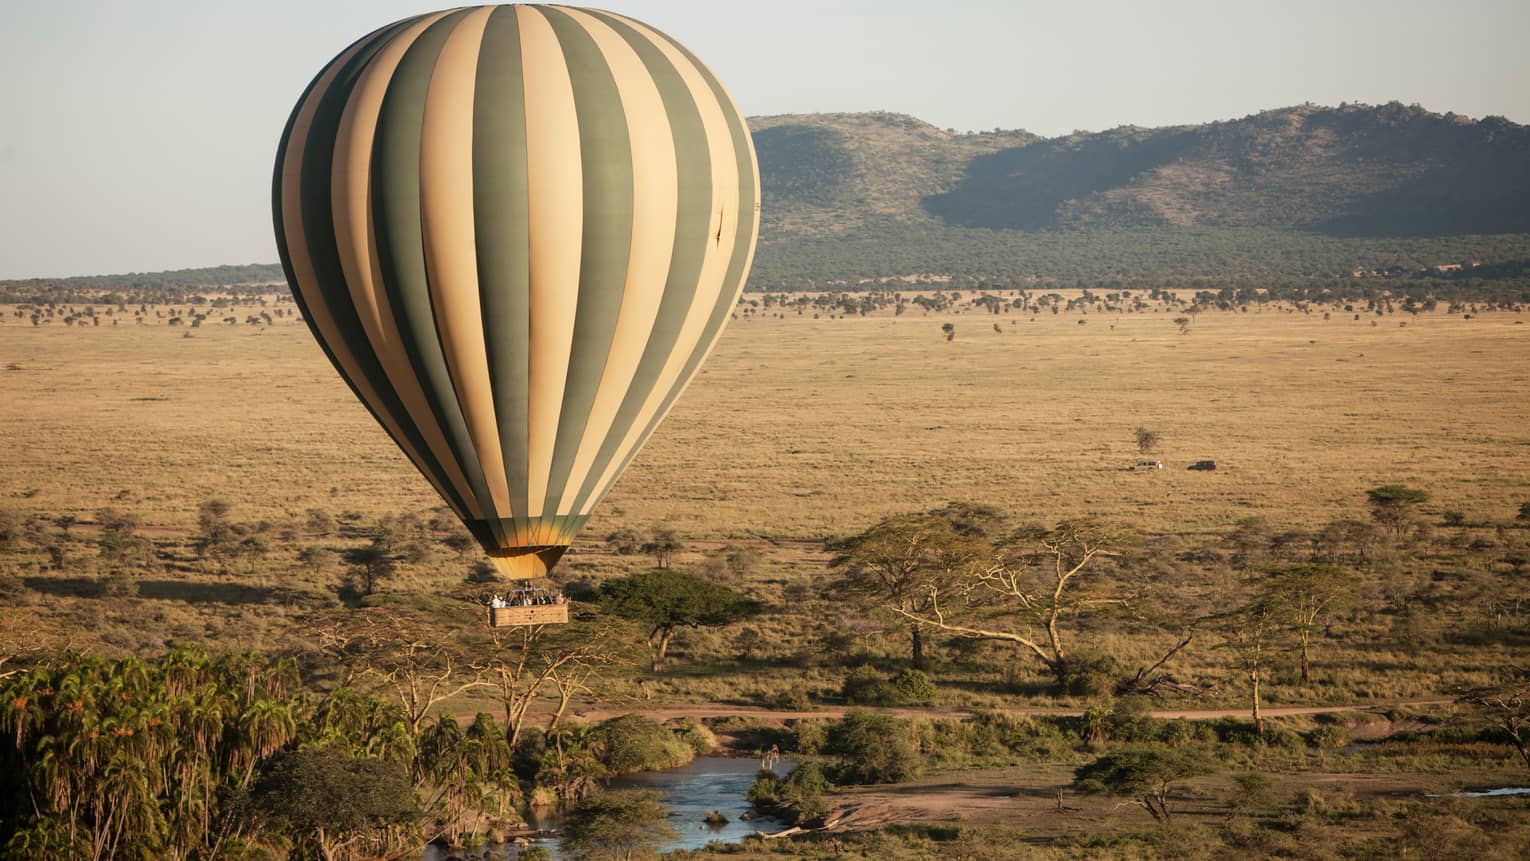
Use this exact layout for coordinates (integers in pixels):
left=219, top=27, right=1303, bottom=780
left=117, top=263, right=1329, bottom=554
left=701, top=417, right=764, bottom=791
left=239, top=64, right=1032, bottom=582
left=423, top=756, right=793, bottom=860
left=1425, top=786, right=1530, bottom=798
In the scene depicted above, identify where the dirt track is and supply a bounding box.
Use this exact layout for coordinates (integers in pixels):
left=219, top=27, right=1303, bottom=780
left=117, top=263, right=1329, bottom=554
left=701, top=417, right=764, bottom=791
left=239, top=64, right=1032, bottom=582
left=568, top=698, right=1454, bottom=725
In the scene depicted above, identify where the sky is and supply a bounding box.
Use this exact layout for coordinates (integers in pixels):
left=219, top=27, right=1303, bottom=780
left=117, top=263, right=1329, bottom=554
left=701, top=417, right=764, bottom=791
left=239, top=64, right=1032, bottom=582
left=2, top=0, right=1527, bottom=279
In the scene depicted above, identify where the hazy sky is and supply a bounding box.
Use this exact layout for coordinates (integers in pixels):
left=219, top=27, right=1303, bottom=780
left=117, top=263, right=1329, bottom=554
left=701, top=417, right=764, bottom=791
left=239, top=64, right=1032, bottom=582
left=3, top=0, right=1527, bottom=279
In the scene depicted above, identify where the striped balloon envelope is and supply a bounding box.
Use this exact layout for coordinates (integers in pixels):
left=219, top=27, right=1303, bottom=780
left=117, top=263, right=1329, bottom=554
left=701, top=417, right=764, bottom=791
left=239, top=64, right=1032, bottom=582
left=273, top=5, right=759, bottom=579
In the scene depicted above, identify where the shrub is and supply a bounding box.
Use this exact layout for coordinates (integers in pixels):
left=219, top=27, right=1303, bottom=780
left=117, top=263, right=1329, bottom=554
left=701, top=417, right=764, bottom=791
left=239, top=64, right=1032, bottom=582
left=1307, top=724, right=1352, bottom=750
left=841, top=665, right=937, bottom=706
left=598, top=715, right=694, bottom=775
left=774, top=683, right=814, bottom=711
left=671, top=719, right=717, bottom=756
left=250, top=749, right=419, bottom=857
left=827, top=710, right=921, bottom=784
left=1057, top=652, right=1120, bottom=697
left=748, top=761, right=831, bottom=825
left=0, top=508, right=22, bottom=549
left=889, top=668, right=938, bottom=703
left=605, top=528, right=647, bottom=555
left=464, top=560, right=499, bottom=584
left=560, top=789, right=674, bottom=861
left=792, top=720, right=828, bottom=755
left=1231, top=771, right=1275, bottom=812
left=841, top=664, right=889, bottom=704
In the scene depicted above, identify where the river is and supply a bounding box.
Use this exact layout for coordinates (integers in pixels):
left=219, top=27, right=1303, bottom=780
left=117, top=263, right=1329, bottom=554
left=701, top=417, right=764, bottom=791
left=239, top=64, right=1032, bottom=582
left=424, top=756, right=793, bottom=859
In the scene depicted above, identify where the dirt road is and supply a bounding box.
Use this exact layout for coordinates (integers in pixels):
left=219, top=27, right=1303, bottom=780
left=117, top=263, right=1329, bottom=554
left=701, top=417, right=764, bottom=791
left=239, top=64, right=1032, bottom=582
left=569, top=698, right=1453, bottom=724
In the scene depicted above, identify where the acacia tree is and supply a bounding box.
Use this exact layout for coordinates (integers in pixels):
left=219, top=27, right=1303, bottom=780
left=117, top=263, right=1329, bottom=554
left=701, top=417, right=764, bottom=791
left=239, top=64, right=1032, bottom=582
left=477, top=624, right=614, bottom=749
left=1217, top=596, right=1284, bottom=735
left=1134, top=426, right=1161, bottom=455
left=600, top=570, right=760, bottom=672
left=342, top=539, right=398, bottom=597
left=1459, top=673, right=1530, bottom=771
left=325, top=615, right=489, bottom=733
left=643, top=528, right=683, bottom=569
left=891, top=522, right=1157, bottom=687
left=1365, top=485, right=1430, bottom=539
left=828, top=512, right=989, bottom=669
left=1260, top=563, right=1357, bottom=684
left=1073, top=749, right=1211, bottom=822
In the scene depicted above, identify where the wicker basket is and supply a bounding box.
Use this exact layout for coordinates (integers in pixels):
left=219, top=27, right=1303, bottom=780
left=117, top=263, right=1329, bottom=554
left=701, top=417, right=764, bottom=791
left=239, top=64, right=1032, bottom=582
left=489, top=604, right=569, bottom=627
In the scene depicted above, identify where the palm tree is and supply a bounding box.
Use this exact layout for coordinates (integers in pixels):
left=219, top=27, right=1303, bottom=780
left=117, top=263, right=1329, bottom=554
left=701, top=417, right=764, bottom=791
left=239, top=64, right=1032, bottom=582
left=234, top=699, right=296, bottom=785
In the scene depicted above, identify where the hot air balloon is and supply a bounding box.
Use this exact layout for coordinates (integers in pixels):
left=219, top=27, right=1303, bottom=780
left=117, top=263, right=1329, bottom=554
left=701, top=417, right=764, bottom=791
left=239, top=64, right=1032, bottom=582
left=273, top=5, right=759, bottom=594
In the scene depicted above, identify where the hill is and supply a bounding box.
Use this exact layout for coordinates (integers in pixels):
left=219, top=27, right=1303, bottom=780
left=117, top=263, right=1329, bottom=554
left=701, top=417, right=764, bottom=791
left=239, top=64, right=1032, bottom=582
left=747, top=103, right=1530, bottom=289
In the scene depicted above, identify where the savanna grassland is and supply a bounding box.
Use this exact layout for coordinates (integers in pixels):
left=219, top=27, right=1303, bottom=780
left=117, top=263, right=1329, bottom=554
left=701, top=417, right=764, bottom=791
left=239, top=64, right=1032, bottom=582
left=3, top=293, right=1528, bottom=707
left=2, top=291, right=1529, bottom=859
left=5, top=296, right=1526, bottom=543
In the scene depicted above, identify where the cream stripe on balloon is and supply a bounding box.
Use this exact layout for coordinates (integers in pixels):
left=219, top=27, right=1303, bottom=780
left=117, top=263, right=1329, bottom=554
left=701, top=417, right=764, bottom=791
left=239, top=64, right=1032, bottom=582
left=279, top=34, right=465, bottom=518
left=626, top=48, right=764, bottom=481
left=419, top=6, right=514, bottom=517
left=577, top=14, right=742, bottom=516
left=554, top=7, right=678, bottom=511
left=517, top=5, right=584, bottom=530
left=329, top=10, right=481, bottom=517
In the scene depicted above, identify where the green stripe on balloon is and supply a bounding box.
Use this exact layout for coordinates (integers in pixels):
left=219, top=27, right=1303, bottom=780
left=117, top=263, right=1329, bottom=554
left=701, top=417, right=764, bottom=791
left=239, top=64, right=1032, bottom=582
left=473, top=5, right=534, bottom=545
left=538, top=6, right=636, bottom=529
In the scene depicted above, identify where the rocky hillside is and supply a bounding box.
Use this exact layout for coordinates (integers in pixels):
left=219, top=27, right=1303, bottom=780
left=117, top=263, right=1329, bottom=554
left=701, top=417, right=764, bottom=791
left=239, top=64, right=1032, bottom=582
left=752, top=103, right=1530, bottom=239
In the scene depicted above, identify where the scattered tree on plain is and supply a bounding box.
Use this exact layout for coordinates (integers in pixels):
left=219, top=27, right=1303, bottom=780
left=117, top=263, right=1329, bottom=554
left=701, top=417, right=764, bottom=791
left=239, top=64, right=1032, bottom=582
left=642, top=527, right=683, bottom=569
left=599, top=569, right=760, bottom=672
left=1459, top=672, right=1530, bottom=771
left=1073, top=748, right=1211, bottom=822
left=1260, top=563, right=1358, bottom=684
left=1365, top=484, right=1431, bottom=539
left=1217, top=595, right=1284, bottom=735
left=829, top=510, right=990, bottom=669
left=891, top=521, right=1143, bottom=688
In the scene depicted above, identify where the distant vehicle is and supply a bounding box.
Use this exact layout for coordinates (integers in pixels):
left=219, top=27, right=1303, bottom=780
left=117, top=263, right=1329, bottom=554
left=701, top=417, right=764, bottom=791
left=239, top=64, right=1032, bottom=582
left=1187, top=460, right=1218, bottom=471
left=1130, top=460, right=1164, bottom=471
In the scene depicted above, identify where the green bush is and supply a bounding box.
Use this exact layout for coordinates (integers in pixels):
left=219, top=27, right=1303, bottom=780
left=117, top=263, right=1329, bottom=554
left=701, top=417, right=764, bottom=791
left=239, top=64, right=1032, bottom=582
left=671, top=719, right=717, bottom=756
left=1231, top=771, right=1275, bottom=812
left=1056, top=652, right=1120, bottom=697
left=1307, top=724, right=1352, bottom=750
left=841, top=664, right=890, bottom=704
left=827, top=710, right=921, bottom=784
left=560, top=789, right=675, bottom=861
left=773, top=683, right=815, bottom=711
left=889, top=668, right=938, bottom=703
left=748, top=762, right=831, bottom=825
left=792, top=720, right=828, bottom=754
left=841, top=665, right=937, bottom=706
left=598, top=715, right=694, bottom=775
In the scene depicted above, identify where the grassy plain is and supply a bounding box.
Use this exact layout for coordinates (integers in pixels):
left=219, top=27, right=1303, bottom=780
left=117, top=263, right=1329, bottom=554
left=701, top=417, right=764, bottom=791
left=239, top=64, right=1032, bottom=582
left=2, top=296, right=1527, bottom=696
left=4, top=299, right=1527, bottom=542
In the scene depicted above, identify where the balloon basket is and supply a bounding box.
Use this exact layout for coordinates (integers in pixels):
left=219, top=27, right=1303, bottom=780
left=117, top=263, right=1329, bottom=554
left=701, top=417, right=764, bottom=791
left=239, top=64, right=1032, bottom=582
left=489, top=604, right=569, bottom=627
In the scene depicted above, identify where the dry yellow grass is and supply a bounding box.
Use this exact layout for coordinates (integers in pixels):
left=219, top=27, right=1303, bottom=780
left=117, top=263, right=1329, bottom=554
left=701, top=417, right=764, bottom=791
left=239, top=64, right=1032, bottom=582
left=5, top=300, right=1524, bottom=544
